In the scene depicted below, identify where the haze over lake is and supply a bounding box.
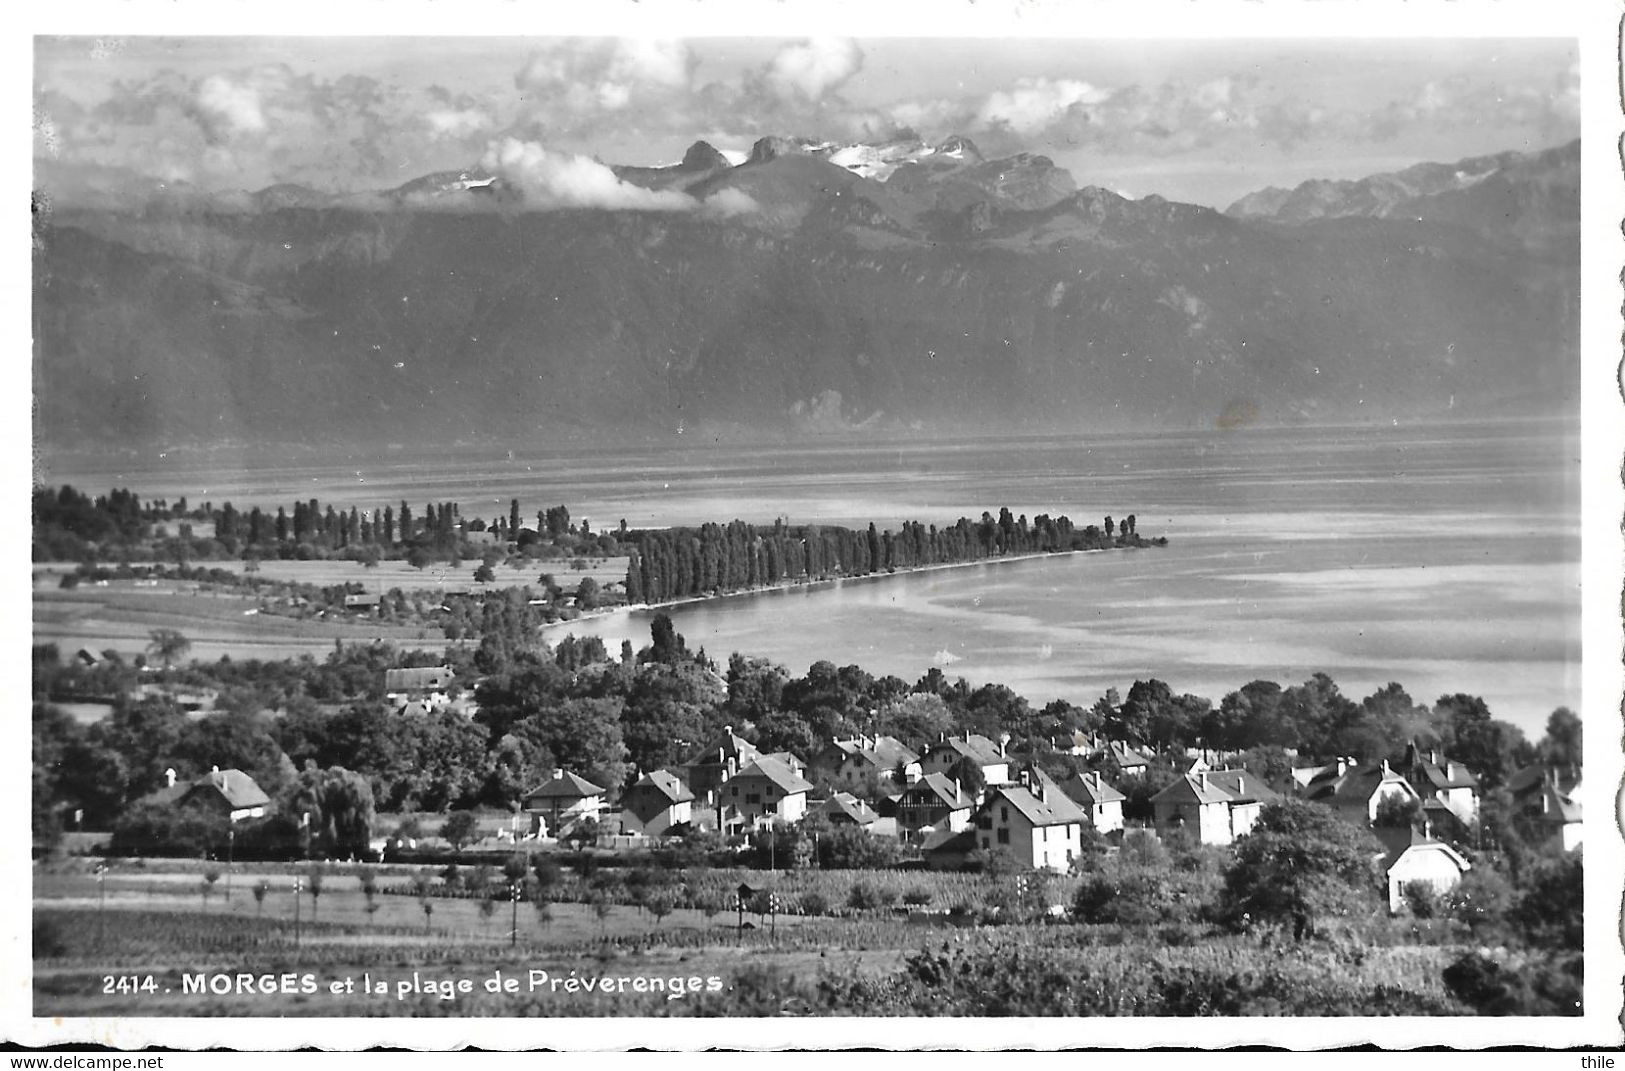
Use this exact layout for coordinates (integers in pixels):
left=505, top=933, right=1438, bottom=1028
left=41, top=417, right=1579, bottom=736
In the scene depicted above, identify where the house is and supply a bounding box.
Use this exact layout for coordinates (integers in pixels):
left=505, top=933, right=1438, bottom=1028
left=1150, top=771, right=1239, bottom=845
left=522, top=768, right=607, bottom=839
left=896, top=773, right=973, bottom=842
left=1402, top=742, right=1481, bottom=830
left=681, top=725, right=761, bottom=814
left=921, top=826, right=979, bottom=871
left=343, top=593, right=381, bottom=614
left=1056, top=770, right=1126, bottom=835
left=919, top=731, right=1010, bottom=788
left=1201, top=768, right=1280, bottom=839
left=619, top=769, right=695, bottom=837
left=178, top=766, right=271, bottom=823
left=385, top=666, right=457, bottom=712
left=73, top=647, right=104, bottom=668
left=1087, top=740, right=1154, bottom=777
left=1507, top=765, right=1583, bottom=852
left=817, top=792, right=879, bottom=828
left=1380, top=828, right=1472, bottom=913
left=718, top=756, right=813, bottom=834
left=1299, top=759, right=1423, bottom=828
left=970, top=767, right=1088, bottom=872
left=810, top=735, right=922, bottom=791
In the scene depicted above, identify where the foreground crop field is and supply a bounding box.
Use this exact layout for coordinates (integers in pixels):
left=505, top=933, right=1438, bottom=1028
left=34, top=863, right=1474, bottom=1018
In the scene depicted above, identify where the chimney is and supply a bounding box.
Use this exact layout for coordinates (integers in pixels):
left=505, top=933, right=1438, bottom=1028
left=723, top=724, right=733, bottom=739
left=552, top=767, right=563, bottom=781
left=165, top=767, right=176, bottom=788
left=1381, top=759, right=1391, bottom=775
left=1336, top=759, right=1347, bottom=778
left=998, top=732, right=1010, bottom=757
left=939, top=732, right=946, bottom=743
left=1198, top=771, right=1209, bottom=792
left=951, top=777, right=960, bottom=803
left=1237, top=774, right=1244, bottom=795
left=1543, top=790, right=1551, bottom=815
left=963, top=729, right=971, bottom=743
left=1430, top=748, right=1438, bottom=766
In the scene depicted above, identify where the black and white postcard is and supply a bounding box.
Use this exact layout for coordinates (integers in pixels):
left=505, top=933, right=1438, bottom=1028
left=14, top=0, right=1622, bottom=1051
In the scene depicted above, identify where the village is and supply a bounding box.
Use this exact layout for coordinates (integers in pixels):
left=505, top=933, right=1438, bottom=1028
left=123, top=658, right=1584, bottom=920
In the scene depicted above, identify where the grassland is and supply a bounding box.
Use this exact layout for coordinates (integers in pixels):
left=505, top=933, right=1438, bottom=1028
left=33, top=859, right=1473, bottom=1017
left=31, top=555, right=628, bottom=666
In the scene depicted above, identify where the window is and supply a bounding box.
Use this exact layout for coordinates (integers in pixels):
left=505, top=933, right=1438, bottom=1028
left=975, top=815, right=992, bottom=830
left=745, top=793, right=761, bottom=806
left=996, top=828, right=1010, bottom=845
left=1001, top=806, right=1008, bottom=823
left=980, top=837, right=990, bottom=850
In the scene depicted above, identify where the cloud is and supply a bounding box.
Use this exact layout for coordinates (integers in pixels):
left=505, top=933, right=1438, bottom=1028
left=700, top=188, right=759, bottom=217
left=763, top=37, right=863, bottom=100
left=975, top=78, right=1109, bottom=134
left=196, top=74, right=266, bottom=135
left=426, top=107, right=492, bottom=139
left=516, top=38, right=697, bottom=114
left=479, top=137, right=695, bottom=211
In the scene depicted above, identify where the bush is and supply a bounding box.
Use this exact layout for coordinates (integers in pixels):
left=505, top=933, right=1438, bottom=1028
left=798, top=891, right=830, bottom=916
left=903, top=886, right=934, bottom=907
left=1443, top=951, right=1583, bottom=1015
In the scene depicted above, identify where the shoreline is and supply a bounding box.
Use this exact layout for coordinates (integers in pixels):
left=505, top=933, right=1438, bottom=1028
left=539, top=545, right=1128, bottom=635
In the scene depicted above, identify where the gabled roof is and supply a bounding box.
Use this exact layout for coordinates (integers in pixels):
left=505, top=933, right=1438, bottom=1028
left=833, top=735, right=920, bottom=771
left=631, top=769, right=694, bottom=805
left=921, top=826, right=977, bottom=855
left=185, top=769, right=271, bottom=811
left=928, top=733, right=1005, bottom=767
left=1093, top=740, right=1153, bottom=768
left=1303, top=763, right=1418, bottom=807
left=1381, top=828, right=1472, bottom=874
left=732, top=756, right=814, bottom=795
left=1059, top=770, right=1126, bottom=806
left=385, top=666, right=454, bottom=691
left=1202, top=769, right=1279, bottom=804
left=1151, top=772, right=1233, bottom=806
left=525, top=770, right=608, bottom=800
left=1507, top=764, right=1582, bottom=800
left=687, top=726, right=759, bottom=767
left=901, top=772, right=971, bottom=809
left=989, top=769, right=1089, bottom=827
left=820, top=792, right=879, bottom=825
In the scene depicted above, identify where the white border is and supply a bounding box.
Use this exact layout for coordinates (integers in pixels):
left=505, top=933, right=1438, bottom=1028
left=8, top=0, right=1621, bottom=1051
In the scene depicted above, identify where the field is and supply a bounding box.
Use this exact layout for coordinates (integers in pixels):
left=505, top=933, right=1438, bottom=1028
left=31, top=554, right=629, bottom=665
left=33, top=858, right=1474, bottom=1017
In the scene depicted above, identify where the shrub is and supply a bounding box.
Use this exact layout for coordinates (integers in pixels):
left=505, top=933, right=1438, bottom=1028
left=903, top=887, right=934, bottom=908
left=799, top=891, right=830, bottom=916
left=1443, top=951, right=1583, bottom=1016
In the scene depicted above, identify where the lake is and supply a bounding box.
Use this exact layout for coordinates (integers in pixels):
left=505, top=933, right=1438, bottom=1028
left=39, top=419, right=1580, bottom=735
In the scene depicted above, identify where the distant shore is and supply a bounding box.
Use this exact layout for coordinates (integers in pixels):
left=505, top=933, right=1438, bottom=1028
left=539, top=544, right=1133, bottom=635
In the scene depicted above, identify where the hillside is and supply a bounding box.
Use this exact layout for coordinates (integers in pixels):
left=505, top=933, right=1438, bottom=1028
left=32, top=137, right=1579, bottom=450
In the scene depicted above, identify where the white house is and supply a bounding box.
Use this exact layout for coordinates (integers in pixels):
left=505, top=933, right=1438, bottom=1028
left=619, top=769, right=694, bottom=837
left=718, top=756, right=813, bottom=834
left=919, top=731, right=1010, bottom=788
left=1381, top=829, right=1472, bottom=913
left=522, top=769, right=607, bottom=839
left=1057, top=770, right=1125, bottom=835
left=971, top=767, right=1087, bottom=872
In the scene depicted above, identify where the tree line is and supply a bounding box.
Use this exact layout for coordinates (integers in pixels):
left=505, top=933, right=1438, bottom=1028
left=624, top=508, right=1161, bottom=605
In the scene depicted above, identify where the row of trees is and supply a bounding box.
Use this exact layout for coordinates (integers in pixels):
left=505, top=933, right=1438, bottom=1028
left=624, top=510, right=1151, bottom=605
left=32, top=484, right=616, bottom=565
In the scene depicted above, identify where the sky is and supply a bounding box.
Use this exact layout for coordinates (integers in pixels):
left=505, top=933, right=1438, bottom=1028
left=33, top=35, right=1580, bottom=208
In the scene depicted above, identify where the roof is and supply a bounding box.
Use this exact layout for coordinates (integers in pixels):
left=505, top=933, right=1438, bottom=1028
left=826, top=735, right=920, bottom=771
left=1507, top=764, right=1582, bottom=800
left=525, top=770, right=608, bottom=800
left=1527, top=784, right=1583, bottom=824
left=1059, top=770, right=1126, bottom=806
left=1202, top=769, right=1279, bottom=804
left=820, top=792, right=879, bottom=825
left=988, top=769, right=1089, bottom=827
left=1150, top=772, right=1234, bottom=807
left=631, top=769, right=694, bottom=805
left=1303, top=762, right=1418, bottom=807
left=1090, top=740, right=1153, bottom=768
left=921, top=826, right=977, bottom=855
left=732, top=756, right=814, bottom=795
left=184, top=769, right=271, bottom=811
left=928, top=733, right=1005, bottom=768
left=385, top=666, right=454, bottom=691
left=687, top=726, right=759, bottom=767
left=344, top=593, right=381, bottom=606
left=902, top=772, right=971, bottom=810
left=1381, top=828, right=1472, bottom=874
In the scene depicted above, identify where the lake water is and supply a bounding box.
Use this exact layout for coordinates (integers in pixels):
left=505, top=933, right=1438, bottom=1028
left=40, top=419, right=1581, bottom=735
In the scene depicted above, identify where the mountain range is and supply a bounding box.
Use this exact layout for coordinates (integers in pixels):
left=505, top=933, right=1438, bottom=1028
left=32, top=136, right=1579, bottom=450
